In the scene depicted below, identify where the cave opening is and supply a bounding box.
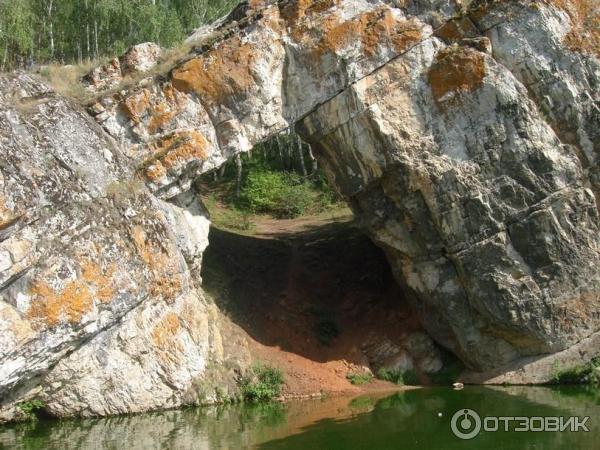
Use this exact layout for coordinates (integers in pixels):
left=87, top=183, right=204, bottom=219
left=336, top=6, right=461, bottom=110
left=197, top=131, right=461, bottom=397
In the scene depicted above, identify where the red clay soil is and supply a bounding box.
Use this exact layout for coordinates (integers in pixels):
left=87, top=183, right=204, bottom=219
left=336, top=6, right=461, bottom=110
left=201, top=215, right=422, bottom=398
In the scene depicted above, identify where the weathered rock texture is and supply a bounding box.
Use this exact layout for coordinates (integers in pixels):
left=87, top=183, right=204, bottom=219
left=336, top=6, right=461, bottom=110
left=1, top=0, right=599, bottom=420
left=0, top=74, right=229, bottom=421
left=83, top=42, right=162, bottom=91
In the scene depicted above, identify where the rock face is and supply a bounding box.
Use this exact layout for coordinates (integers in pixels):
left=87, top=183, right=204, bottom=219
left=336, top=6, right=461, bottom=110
left=1, top=0, right=599, bottom=420
left=83, top=42, right=162, bottom=91
left=120, top=42, right=162, bottom=76
left=0, top=73, right=222, bottom=421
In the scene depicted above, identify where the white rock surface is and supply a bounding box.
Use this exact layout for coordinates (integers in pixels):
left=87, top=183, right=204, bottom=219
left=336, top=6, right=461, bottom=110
left=1, top=0, right=599, bottom=421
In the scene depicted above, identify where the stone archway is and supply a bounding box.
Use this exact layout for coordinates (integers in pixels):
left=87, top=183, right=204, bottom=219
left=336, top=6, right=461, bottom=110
left=1, top=0, right=598, bottom=421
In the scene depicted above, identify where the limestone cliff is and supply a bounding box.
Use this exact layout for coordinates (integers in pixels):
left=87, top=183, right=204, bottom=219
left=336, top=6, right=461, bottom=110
left=1, top=0, right=599, bottom=421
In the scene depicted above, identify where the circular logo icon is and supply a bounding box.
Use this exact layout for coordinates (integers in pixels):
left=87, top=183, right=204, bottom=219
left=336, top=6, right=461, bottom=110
left=451, top=409, right=482, bottom=440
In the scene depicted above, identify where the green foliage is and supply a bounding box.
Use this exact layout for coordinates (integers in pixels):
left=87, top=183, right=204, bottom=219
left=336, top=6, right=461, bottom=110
left=237, top=170, right=317, bottom=219
left=377, top=368, right=403, bottom=384
left=346, top=372, right=374, bottom=386
left=0, top=0, right=35, bottom=68
left=552, top=357, right=600, bottom=386
left=377, top=368, right=419, bottom=386
left=17, top=399, right=45, bottom=420
left=240, top=364, right=284, bottom=403
left=0, top=0, right=239, bottom=71
left=204, top=131, right=343, bottom=220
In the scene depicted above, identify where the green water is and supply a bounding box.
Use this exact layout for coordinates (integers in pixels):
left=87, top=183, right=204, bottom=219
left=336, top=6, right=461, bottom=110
left=1, top=386, right=598, bottom=449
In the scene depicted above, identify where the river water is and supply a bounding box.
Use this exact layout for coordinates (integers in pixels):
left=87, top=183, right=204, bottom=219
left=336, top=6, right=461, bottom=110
left=1, top=386, right=597, bottom=449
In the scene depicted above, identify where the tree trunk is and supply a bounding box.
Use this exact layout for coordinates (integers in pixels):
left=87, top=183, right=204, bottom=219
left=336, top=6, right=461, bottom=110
left=94, top=19, right=99, bottom=59
left=297, top=134, right=307, bottom=177
left=86, top=23, right=91, bottom=60
left=307, top=145, right=318, bottom=174
left=1, top=47, right=7, bottom=72
left=235, top=154, right=243, bottom=198
left=48, top=1, right=55, bottom=57
left=276, top=135, right=284, bottom=170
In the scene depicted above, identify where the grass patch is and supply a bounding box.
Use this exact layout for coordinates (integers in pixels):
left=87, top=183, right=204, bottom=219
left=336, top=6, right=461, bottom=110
left=36, top=63, right=98, bottom=103
left=346, top=372, right=374, bottom=386
left=240, top=364, right=284, bottom=403
left=377, top=368, right=419, bottom=385
left=204, top=194, right=255, bottom=233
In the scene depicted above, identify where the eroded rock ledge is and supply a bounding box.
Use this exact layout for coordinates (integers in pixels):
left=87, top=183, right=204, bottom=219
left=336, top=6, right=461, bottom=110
left=1, top=0, right=599, bottom=421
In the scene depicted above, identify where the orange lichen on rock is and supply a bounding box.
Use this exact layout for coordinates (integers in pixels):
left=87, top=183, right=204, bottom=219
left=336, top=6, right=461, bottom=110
left=249, top=0, right=268, bottom=8
left=281, top=0, right=340, bottom=23
left=27, top=280, right=93, bottom=329
left=121, top=89, right=152, bottom=122
left=144, top=162, right=168, bottom=183
left=0, top=195, right=14, bottom=228
left=147, top=103, right=175, bottom=135
left=160, top=130, right=209, bottom=168
left=132, top=225, right=183, bottom=303
left=428, top=46, right=487, bottom=107
left=152, top=313, right=181, bottom=348
left=434, top=17, right=480, bottom=42
left=148, top=84, right=187, bottom=133
left=151, top=312, right=183, bottom=363
left=171, top=38, right=258, bottom=105
left=82, top=260, right=115, bottom=304
left=142, top=130, right=209, bottom=182
left=311, top=7, right=423, bottom=57
left=121, top=83, right=186, bottom=133
left=26, top=258, right=117, bottom=329
left=550, top=0, right=599, bottom=58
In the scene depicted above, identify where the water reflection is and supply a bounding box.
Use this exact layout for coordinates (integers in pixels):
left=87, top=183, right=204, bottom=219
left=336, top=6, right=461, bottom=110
left=1, top=387, right=598, bottom=450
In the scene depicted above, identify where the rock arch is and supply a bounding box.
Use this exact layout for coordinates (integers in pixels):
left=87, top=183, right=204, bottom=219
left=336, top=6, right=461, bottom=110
left=1, top=0, right=599, bottom=420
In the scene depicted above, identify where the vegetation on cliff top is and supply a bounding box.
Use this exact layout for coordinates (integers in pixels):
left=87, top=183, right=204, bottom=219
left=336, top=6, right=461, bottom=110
left=0, top=0, right=238, bottom=71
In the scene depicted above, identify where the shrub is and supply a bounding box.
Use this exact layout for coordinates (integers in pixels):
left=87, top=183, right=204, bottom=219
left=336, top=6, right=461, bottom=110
left=377, top=368, right=419, bottom=385
left=239, top=170, right=285, bottom=214
left=238, top=170, right=318, bottom=219
left=346, top=372, right=374, bottom=386
left=552, top=357, right=600, bottom=386
left=17, top=400, right=45, bottom=420
left=241, top=364, right=284, bottom=403
left=277, top=178, right=314, bottom=218
left=377, top=368, right=404, bottom=384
